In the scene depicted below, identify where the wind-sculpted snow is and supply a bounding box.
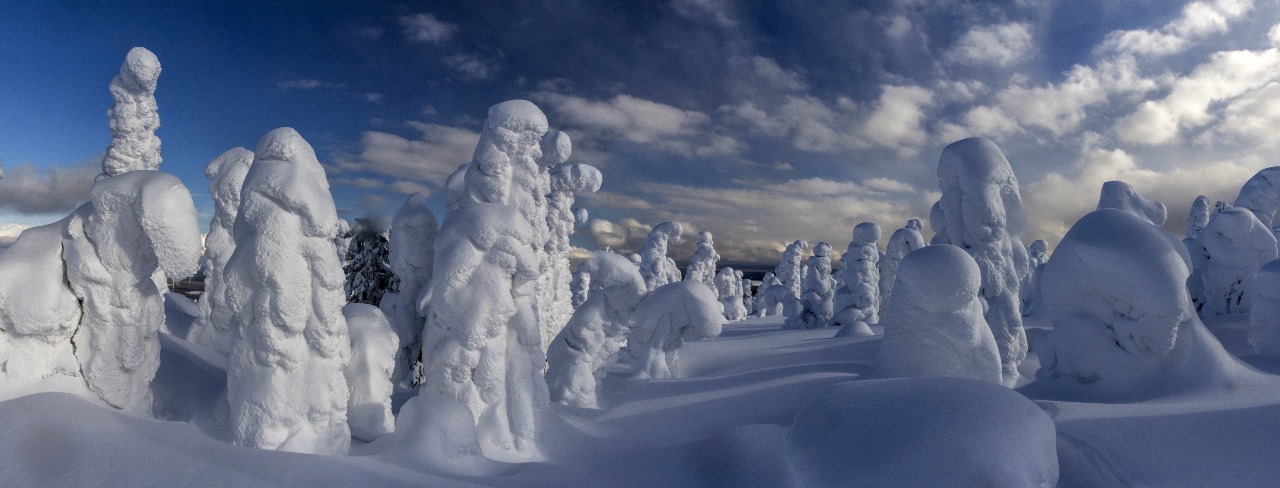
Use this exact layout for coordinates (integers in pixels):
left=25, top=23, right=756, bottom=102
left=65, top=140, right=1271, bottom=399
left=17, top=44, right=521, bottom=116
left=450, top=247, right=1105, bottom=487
left=934, top=136, right=1029, bottom=386
left=570, top=261, right=590, bottom=309
left=768, top=240, right=808, bottom=320
left=1187, top=195, right=1211, bottom=240
left=0, top=222, right=83, bottom=383
left=1198, top=207, right=1277, bottom=316
left=1021, top=239, right=1049, bottom=315
left=379, top=193, right=437, bottom=385
left=753, top=272, right=782, bottom=317
left=877, top=223, right=924, bottom=310
left=786, top=242, right=834, bottom=329
left=862, top=245, right=1001, bottom=383
left=1250, top=259, right=1280, bottom=359
left=224, top=128, right=351, bottom=455
left=188, top=148, right=254, bottom=355
left=542, top=161, right=599, bottom=352
left=715, top=267, right=748, bottom=321
left=788, top=378, right=1058, bottom=488
left=1234, top=166, right=1280, bottom=230
left=1097, top=180, right=1167, bottom=226
left=685, top=231, right=720, bottom=292
left=833, top=223, right=880, bottom=328
left=623, top=280, right=724, bottom=379
left=1029, top=209, right=1251, bottom=402
left=546, top=251, right=646, bottom=408
left=101, top=47, right=162, bottom=177
left=639, top=221, right=683, bottom=291
left=343, top=303, right=397, bottom=442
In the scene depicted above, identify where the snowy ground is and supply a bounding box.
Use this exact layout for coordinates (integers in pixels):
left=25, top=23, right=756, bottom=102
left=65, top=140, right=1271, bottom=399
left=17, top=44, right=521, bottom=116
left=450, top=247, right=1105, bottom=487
left=2, top=298, right=1280, bottom=487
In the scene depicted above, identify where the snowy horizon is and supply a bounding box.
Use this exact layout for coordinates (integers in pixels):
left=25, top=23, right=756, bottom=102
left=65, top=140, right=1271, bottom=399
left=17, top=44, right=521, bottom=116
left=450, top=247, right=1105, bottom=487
left=3, top=0, right=1280, bottom=265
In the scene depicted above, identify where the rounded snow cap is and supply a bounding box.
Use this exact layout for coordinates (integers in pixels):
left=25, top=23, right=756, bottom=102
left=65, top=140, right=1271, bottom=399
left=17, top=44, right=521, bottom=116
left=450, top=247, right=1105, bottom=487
left=812, top=241, right=832, bottom=257
left=897, top=244, right=980, bottom=312
left=119, top=47, right=161, bottom=92
left=939, top=137, right=1014, bottom=184
left=651, top=221, right=683, bottom=241
left=204, top=147, right=254, bottom=181
left=698, top=231, right=714, bottom=242
left=485, top=99, right=549, bottom=134
left=255, top=127, right=318, bottom=163
left=395, top=192, right=437, bottom=229
left=852, top=222, right=881, bottom=246
left=906, top=218, right=923, bottom=231
left=1029, top=239, right=1048, bottom=254
left=550, top=163, right=602, bottom=193
left=542, top=130, right=572, bottom=165
left=582, top=251, right=646, bottom=291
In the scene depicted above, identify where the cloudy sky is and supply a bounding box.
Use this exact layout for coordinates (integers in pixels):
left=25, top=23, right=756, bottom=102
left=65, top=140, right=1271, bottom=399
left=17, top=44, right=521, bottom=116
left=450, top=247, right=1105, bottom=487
left=2, top=0, right=1279, bottom=265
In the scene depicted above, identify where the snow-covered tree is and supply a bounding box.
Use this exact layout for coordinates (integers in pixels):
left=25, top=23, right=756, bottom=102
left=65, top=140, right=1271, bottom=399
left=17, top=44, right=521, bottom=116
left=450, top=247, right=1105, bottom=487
left=715, top=266, right=748, bottom=321
left=224, top=128, right=351, bottom=455
left=739, top=270, right=754, bottom=316
left=101, top=47, right=162, bottom=177
left=343, top=218, right=395, bottom=306
left=833, top=223, right=880, bottom=328
left=933, top=137, right=1031, bottom=386
left=878, top=222, right=924, bottom=310
left=1020, top=239, right=1050, bottom=316
left=770, top=240, right=809, bottom=319
left=570, top=261, right=591, bottom=309
left=1187, top=195, right=1210, bottom=241
left=1249, top=259, right=1280, bottom=359
left=928, top=201, right=949, bottom=245
left=546, top=251, right=646, bottom=408
left=639, top=221, right=683, bottom=291
left=540, top=161, right=601, bottom=352
left=786, top=242, right=835, bottom=329
left=622, top=281, right=724, bottom=379
left=188, top=147, right=253, bottom=354
left=1197, top=207, right=1277, bottom=316
left=343, top=303, right=398, bottom=441
left=1097, top=180, right=1166, bottom=226
left=862, top=245, right=1000, bottom=383
left=1234, top=166, right=1280, bottom=231
left=379, top=193, right=437, bottom=386
left=685, top=231, right=720, bottom=291
left=754, top=271, right=782, bottom=317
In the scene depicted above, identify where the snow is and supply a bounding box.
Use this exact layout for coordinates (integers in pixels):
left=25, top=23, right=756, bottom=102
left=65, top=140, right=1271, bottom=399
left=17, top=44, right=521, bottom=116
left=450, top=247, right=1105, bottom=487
left=188, top=147, right=254, bottom=355
left=224, top=127, right=352, bottom=455
left=685, top=231, right=720, bottom=291
left=715, top=267, right=748, bottom=321
left=788, top=377, right=1057, bottom=488
left=343, top=303, right=397, bottom=442
left=1197, top=207, right=1277, bottom=316
left=877, top=222, right=924, bottom=310
left=934, top=136, right=1029, bottom=386
left=1097, top=180, right=1167, bottom=226
left=862, top=245, right=1001, bottom=383
left=541, top=161, right=599, bottom=353
left=639, top=221, right=684, bottom=291
left=379, top=192, right=437, bottom=385
left=0, top=220, right=83, bottom=383
left=621, top=280, right=725, bottom=380
left=1249, top=258, right=1280, bottom=358
left=1234, top=166, right=1280, bottom=229
left=1187, top=194, right=1211, bottom=240
left=785, top=242, right=834, bottom=329
left=833, top=222, right=880, bottom=328
left=101, top=47, right=162, bottom=177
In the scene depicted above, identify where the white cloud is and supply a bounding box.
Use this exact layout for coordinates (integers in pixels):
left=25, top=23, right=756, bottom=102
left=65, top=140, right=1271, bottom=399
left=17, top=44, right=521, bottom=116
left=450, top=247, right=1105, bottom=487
left=1098, top=0, right=1253, bottom=57
left=333, top=121, right=479, bottom=187
left=277, top=79, right=344, bottom=91
left=535, top=92, right=743, bottom=157
left=0, top=223, right=30, bottom=248
left=725, top=84, right=936, bottom=155
left=400, top=13, right=457, bottom=44
left=946, top=22, right=1035, bottom=67
left=857, top=85, right=935, bottom=155
left=738, top=56, right=807, bottom=92
left=0, top=158, right=98, bottom=214
left=671, top=0, right=737, bottom=27
left=444, top=53, right=500, bottom=81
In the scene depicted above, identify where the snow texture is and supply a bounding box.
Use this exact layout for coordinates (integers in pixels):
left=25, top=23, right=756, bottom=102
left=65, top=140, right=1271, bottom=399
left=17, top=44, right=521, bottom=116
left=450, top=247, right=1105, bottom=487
left=0, top=221, right=83, bottom=385
left=785, top=243, right=835, bottom=329
left=684, top=231, right=720, bottom=292
left=187, top=148, right=253, bottom=355
left=545, top=251, right=646, bottom=408
left=715, top=267, right=748, bottom=321
left=444, top=163, right=468, bottom=213
left=928, top=201, right=949, bottom=245
left=767, top=240, right=809, bottom=320
left=101, top=47, right=162, bottom=178
left=739, top=270, right=754, bottom=316
left=753, top=272, right=782, bottom=317
left=1097, top=180, right=1167, bottom=226
left=224, top=128, right=351, bottom=455
left=833, top=223, right=881, bottom=328
left=1021, top=239, right=1049, bottom=315
left=570, top=261, right=590, bottom=309
left=862, top=245, right=1001, bottom=383
left=343, top=303, right=397, bottom=442
left=379, top=193, right=437, bottom=386
left=934, top=136, right=1029, bottom=386
left=639, top=221, right=683, bottom=291
left=1197, top=207, right=1278, bottom=316
left=623, top=280, right=725, bottom=379
left=541, top=161, right=599, bottom=353
left=877, top=222, right=925, bottom=310
left=1234, top=166, right=1280, bottom=229
left=418, top=100, right=554, bottom=458
left=788, top=377, right=1058, bottom=488
left=1188, top=195, right=1211, bottom=239
left=1249, top=259, right=1280, bottom=359
left=1031, top=209, right=1249, bottom=402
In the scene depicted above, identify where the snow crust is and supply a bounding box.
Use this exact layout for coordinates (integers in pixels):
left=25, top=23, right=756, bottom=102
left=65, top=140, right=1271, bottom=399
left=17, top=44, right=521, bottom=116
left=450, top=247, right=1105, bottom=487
left=379, top=192, right=437, bottom=385
left=541, top=161, right=599, bottom=352
left=342, top=303, right=397, bottom=442
left=1097, top=180, right=1167, bottom=226
left=622, top=280, right=725, bottom=379
left=102, top=47, right=162, bottom=177
left=188, top=147, right=254, bottom=354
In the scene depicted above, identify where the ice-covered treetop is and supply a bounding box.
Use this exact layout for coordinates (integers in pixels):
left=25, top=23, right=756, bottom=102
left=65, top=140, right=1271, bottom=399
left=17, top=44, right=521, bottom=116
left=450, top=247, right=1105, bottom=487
left=1187, top=195, right=1210, bottom=237
left=394, top=192, right=437, bottom=230
left=244, top=127, right=340, bottom=238
left=486, top=99, right=549, bottom=135
left=906, top=218, right=923, bottom=231
left=205, top=147, right=254, bottom=212
left=1029, top=240, right=1047, bottom=254
left=580, top=251, right=646, bottom=293
left=647, top=221, right=683, bottom=244
left=116, top=47, right=161, bottom=94
left=851, top=222, right=881, bottom=247
left=550, top=162, right=602, bottom=194
left=813, top=241, right=832, bottom=258
left=937, top=136, right=1028, bottom=239
left=1097, top=180, right=1167, bottom=226
left=897, top=244, right=980, bottom=312
left=697, top=231, right=714, bottom=245
left=1042, top=209, right=1193, bottom=355
left=1233, top=166, right=1280, bottom=228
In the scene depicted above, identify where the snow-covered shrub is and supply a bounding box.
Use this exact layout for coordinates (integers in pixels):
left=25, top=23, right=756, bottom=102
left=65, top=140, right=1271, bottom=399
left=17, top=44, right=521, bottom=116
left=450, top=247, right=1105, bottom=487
left=787, top=377, right=1058, bottom=488
left=101, top=47, right=162, bottom=177
left=343, top=303, right=397, bottom=442
left=224, top=128, right=351, bottom=455
left=1197, top=207, right=1277, bottom=316
left=833, top=223, right=880, bottom=328
left=418, top=100, right=555, bottom=457
left=343, top=218, right=394, bottom=306
left=715, top=267, right=748, bottom=321
left=187, top=147, right=253, bottom=355
left=1249, top=259, right=1280, bottom=359
left=639, top=221, right=683, bottom=291
left=685, top=231, right=720, bottom=291
left=933, top=137, right=1030, bottom=386
left=786, top=242, right=835, bottom=329
left=1031, top=209, right=1247, bottom=402
left=877, top=222, right=924, bottom=310
left=623, top=281, right=724, bottom=379
left=862, top=245, right=1000, bottom=383
left=1234, top=166, right=1280, bottom=230
left=545, top=251, right=646, bottom=408
left=379, top=193, right=437, bottom=386
left=770, top=240, right=809, bottom=319
left=1097, top=180, right=1166, bottom=226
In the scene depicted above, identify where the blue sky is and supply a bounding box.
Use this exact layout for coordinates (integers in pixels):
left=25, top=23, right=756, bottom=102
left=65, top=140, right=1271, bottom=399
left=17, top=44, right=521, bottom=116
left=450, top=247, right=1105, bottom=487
left=2, top=0, right=1280, bottom=265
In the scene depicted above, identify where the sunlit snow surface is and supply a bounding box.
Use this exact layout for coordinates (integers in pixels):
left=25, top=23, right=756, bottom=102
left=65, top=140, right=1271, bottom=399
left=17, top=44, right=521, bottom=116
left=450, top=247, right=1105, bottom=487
left=4, top=302, right=1280, bottom=486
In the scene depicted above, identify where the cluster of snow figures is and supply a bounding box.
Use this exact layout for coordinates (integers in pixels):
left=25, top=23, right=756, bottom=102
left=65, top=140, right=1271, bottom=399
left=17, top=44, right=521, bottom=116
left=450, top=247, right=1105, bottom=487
left=639, top=221, right=684, bottom=291
left=684, top=231, right=720, bottom=291
left=714, top=267, right=747, bottom=321
left=1179, top=169, right=1280, bottom=318
left=378, top=193, right=437, bottom=386
left=931, top=137, right=1030, bottom=386
left=832, top=222, right=881, bottom=329
left=785, top=242, right=835, bottom=329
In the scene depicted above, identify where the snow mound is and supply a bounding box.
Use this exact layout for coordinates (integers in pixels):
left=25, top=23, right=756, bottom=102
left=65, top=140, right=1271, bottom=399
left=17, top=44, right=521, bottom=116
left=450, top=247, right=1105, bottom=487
left=787, top=377, right=1057, bottom=488
left=1097, top=180, right=1167, bottom=226
left=623, top=280, right=725, bottom=379
left=862, top=245, right=1001, bottom=383
left=0, top=221, right=82, bottom=383
left=343, top=303, right=397, bottom=442
left=1249, top=258, right=1280, bottom=359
